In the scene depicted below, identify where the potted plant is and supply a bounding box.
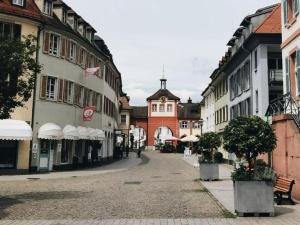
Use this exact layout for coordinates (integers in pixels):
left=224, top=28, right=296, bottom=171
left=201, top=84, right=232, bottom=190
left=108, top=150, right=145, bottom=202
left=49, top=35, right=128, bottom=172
left=198, top=132, right=222, bottom=181
left=223, top=116, right=277, bottom=216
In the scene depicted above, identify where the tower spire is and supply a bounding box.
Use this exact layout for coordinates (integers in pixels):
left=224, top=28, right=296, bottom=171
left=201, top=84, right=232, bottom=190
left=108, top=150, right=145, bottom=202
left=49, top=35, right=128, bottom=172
left=160, top=65, right=167, bottom=89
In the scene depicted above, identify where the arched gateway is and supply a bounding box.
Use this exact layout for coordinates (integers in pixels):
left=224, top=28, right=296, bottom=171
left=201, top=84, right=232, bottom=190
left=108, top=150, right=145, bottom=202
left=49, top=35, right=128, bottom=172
left=130, top=74, right=202, bottom=149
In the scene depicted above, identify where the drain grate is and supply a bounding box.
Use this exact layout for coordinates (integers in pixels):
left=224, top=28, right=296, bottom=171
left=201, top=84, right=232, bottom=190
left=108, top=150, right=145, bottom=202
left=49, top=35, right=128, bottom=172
left=151, top=176, right=162, bottom=178
left=27, top=178, right=40, bottom=180
left=170, top=172, right=182, bottom=175
left=124, top=181, right=142, bottom=185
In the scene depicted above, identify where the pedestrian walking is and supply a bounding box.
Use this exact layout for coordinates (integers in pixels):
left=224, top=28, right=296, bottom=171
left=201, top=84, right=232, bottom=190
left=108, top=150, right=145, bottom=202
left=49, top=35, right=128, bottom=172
left=125, top=145, right=129, bottom=158
left=137, top=148, right=141, bottom=158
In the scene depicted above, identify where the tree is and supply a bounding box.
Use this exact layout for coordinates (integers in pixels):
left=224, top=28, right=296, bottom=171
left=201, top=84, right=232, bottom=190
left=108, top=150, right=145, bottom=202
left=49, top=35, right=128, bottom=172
left=198, top=132, right=221, bottom=162
left=223, top=116, right=277, bottom=171
left=0, top=35, right=41, bottom=119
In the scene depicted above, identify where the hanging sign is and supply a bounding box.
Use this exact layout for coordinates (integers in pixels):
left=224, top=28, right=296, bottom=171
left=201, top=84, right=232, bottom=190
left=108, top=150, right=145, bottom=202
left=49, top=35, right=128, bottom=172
left=84, top=67, right=100, bottom=77
left=83, top=106, right=96, bottom=121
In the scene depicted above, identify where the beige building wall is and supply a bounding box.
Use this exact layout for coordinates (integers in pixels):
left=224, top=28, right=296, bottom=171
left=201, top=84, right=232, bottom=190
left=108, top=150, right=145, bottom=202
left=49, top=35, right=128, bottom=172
left=1, top=14, right=40, bottom=170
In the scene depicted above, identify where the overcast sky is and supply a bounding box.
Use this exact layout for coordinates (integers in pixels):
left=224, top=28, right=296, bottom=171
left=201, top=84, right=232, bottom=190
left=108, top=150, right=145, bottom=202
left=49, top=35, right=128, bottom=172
left=64, top=0, right=280, bottom=105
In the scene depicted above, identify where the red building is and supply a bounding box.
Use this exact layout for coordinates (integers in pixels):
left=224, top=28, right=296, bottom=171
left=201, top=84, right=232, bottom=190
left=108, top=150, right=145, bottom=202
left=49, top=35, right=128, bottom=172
left=130, top=77, right=201, bottom=148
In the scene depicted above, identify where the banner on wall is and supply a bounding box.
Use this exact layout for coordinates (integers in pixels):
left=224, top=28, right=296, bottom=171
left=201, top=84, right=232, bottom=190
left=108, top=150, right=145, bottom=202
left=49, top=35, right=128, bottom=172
left=83, top=106, right=96, bottom=121
left=84, top=67, right=100, bottom=77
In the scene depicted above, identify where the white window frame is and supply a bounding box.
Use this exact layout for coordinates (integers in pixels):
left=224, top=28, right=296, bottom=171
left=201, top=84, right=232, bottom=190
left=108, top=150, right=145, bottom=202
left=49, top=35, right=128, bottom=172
left=192, top=121, right=200, bottom=129
left=69, top=41, right=76, bottom=62
left=167, top=104, right=173, bottom=112
left=46, top=76, right=58, bottom=101
left=255, top=90, right=259, bottom=113
left=180, top=121, right=189, bottom=129
left=66, top=81, right=74, bottom=104
left=12, top=0, right=24, bottom=6
left=152, top=104, right=157, bottom=112
left=121, top=114, right=126, bottom=124
left=43, top=0, right=53, bottom=15
left=296, top=50, right=300, bottom=95
left=159, top=104, right=165, bottom=112
left=49, top=33, right=60, bottom=57
left=293, top=0, right=299, bottom=16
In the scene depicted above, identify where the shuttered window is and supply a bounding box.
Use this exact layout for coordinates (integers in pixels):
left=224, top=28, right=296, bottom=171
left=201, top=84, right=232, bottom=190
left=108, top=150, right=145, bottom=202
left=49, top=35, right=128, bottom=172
left=58, top=79, right=64, bottom=102
left=46, top=76, right=58, bottom=101
left=43, top=31, right=50, bottom=53
left=63, top=80, right=68, bottom=103
left=40, top=75, right=47, bottom=99
left=61, top=37, right=66, bottom=58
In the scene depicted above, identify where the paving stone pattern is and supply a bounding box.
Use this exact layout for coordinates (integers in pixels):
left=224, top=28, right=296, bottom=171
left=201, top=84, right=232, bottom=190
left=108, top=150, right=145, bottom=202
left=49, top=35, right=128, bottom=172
left=0, top=152, right=223, bottom=220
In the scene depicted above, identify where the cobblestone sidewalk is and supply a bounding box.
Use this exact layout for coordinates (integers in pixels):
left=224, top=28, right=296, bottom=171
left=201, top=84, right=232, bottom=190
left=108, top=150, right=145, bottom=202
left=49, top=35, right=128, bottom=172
left=1, top=218, right=300, bottom=225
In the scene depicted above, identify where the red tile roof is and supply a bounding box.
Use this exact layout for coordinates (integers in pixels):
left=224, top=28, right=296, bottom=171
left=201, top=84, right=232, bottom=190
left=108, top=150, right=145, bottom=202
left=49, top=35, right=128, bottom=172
left=255, top=4, right=281, bottom=34
left=0, top=0, right=42, bottom=21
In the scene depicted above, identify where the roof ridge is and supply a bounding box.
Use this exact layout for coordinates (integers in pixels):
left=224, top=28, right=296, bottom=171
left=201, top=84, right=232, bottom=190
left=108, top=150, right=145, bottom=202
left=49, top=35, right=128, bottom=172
left=254, top=4, right=281, bottom=34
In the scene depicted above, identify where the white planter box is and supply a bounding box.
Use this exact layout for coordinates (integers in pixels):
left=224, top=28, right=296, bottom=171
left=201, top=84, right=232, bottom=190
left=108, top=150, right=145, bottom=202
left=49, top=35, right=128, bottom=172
left=234, top=181, right=274, bottom=216
left=199, top=163, right=219, bottom=181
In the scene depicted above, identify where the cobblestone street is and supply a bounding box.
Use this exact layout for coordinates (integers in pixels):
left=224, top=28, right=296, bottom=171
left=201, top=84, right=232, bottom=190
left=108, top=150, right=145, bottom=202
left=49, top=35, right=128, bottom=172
left=0, top=151, right=223, bottom=220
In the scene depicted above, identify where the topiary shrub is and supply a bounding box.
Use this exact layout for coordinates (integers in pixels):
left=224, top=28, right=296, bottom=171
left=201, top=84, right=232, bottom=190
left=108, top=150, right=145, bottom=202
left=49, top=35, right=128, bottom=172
left=223, top=116, right=277, bottom=181
left=214, top=152, right=224, bottom=163
left=198, top=132, right=222, bottom=163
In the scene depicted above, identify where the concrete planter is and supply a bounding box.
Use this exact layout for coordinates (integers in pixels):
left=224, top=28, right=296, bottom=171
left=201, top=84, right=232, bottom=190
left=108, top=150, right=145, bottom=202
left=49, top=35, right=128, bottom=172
left=199, top=163, right=219, bottom=181
left=234, top=181, right=274, bottom=216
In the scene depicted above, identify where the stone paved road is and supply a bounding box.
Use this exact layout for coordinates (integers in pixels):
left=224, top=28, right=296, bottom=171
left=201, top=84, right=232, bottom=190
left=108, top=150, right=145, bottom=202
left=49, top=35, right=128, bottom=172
left=0, top=151, right=224, bottom=220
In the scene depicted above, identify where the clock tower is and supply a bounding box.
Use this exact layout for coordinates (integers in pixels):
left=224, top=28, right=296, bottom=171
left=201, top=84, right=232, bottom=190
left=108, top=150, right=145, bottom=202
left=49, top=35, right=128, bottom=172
left=146, top=75, right=180, bottom=147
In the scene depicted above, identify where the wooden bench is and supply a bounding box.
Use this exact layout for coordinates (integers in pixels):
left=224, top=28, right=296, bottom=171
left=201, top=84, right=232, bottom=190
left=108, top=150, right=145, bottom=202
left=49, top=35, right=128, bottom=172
left=274, top=176, right=295, bottom=205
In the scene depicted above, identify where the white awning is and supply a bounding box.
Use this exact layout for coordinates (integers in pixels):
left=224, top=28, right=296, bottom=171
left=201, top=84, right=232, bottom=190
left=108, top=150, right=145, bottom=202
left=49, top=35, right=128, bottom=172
left=77, top=126, right=89, bottom=140
left=180, top=135, right=199, bottom=142
left=87, top=128, right=97, bottom=140
left=38, top=123, right=63, bottom=140
left=63, top=125, right=79, bottom=140
left=0, top=120, right=32, bottom=140
left=95, top=129, right=105, bottom=141
left=161, top=135, right=178, bottom=141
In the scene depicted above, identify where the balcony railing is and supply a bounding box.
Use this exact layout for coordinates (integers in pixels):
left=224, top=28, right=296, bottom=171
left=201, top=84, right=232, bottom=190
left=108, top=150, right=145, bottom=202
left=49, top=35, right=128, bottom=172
left=265, top=93, right=300, bottom=130
left=269, top=69, right=283, bottom=83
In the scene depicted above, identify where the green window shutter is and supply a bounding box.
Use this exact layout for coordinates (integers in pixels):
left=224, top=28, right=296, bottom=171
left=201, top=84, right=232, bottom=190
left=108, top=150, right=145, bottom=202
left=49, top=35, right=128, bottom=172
left=283, top=0, right=288, bottom=25
left=286, top=57, right=290, bottom=93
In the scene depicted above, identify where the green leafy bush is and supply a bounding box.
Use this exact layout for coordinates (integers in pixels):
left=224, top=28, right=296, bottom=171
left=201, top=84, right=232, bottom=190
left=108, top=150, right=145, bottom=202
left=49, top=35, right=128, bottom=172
left=198, top=132, right=222, bottom=163
left=223, top=116, right=277, bottom=181
left=214, top=152, right=224, bottom=163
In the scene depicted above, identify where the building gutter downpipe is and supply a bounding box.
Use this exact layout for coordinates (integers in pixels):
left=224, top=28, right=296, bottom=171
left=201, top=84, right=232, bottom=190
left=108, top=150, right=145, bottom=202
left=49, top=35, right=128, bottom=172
left=29, top=24, right=44, bottom=172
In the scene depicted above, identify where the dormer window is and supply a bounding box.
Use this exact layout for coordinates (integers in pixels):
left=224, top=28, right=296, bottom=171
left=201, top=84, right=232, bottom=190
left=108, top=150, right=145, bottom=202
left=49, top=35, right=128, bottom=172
left=43, top=0, right=53, bottom=15
left=62, top=10, right=67, bottom=24
left=12, top=0, right=25, bottom=7
left=74, top=17, right=78, bottom=31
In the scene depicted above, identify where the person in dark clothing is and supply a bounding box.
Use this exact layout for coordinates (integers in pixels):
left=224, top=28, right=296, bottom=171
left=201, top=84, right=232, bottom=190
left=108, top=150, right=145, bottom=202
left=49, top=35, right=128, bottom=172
left=125, top=145, right=129, bottom=158
left=137, top=148, right=141, bottom=158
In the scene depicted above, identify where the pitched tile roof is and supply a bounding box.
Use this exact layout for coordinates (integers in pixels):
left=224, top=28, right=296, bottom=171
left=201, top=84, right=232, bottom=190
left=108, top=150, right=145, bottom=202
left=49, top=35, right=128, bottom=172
left=255, top=5, right=281, bottom=34
left=0, top=0, right=42, bottom=21
left=147, top=89, right=180, bottom=101
left=178, top=103, right=201, bottom=120
left=131, top=106, right=148, bottom=119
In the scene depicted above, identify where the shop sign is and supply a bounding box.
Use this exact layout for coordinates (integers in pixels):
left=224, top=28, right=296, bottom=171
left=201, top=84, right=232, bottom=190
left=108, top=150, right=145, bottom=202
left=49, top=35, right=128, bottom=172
left=83, top=106, right=96, bottom=121
left=32, top=143, right=38, bottom=154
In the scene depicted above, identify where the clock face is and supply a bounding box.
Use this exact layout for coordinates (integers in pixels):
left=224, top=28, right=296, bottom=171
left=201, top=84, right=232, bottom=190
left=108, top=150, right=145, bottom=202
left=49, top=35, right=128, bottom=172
left=160, top=96, right=166, bottom=103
